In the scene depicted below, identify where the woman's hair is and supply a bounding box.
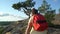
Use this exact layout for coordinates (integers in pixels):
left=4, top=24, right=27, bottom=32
left=31, top=8, right=38, bottom=14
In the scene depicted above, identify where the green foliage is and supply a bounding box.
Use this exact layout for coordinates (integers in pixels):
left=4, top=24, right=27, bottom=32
left=45, top=13, right=55, bottom=21
left=45, top=12, right=56, bottom=27
left=12, top=0, right=35, bottom=17
left=12, top=2, right=23, bottom=10
left=38, top=0, right=51, bottom=13
left=45, top=11, right=55, bottom=26
left=38, top=0, right=56, bottom=26
left=0, top=27, right=4, bottom=34
left=0, top=22, right=12, bottom=26
left=25, top=0, right=35, bottom=7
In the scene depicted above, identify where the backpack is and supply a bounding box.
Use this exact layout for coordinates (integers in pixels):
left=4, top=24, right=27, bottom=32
left=33, top=14, right=48, bottom=31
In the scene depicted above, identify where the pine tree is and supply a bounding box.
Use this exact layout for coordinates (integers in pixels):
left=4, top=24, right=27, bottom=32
left=12, top=0, right=35, bottom=18
left=38, top=0, right=51, bottom=13
left=38, top=0, right=55, bottom=26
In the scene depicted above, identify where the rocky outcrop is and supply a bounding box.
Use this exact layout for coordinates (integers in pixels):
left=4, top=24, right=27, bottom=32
left=48, top=27, right=60, bottom=34
left=2, top=19, right=28, bottom=34
left=2, top=19, right=60, bottom=34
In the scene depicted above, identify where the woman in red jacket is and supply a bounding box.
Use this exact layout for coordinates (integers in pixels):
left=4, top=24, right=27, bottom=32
left=25, top=8, right=48, bottom=34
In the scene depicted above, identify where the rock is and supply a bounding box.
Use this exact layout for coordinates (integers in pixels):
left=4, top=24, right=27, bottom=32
left=48, top=27, right=60, bottom=34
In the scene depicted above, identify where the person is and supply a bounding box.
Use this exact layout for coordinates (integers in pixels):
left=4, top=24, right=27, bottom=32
left=25, top=8, right=48, bottom=34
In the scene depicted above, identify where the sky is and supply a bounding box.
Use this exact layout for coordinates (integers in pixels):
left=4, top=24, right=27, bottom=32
left=0, top=0, right=60, bottom=21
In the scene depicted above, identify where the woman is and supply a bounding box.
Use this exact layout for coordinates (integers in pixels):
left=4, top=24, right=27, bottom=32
left=25, top=8, right=48, bottom=34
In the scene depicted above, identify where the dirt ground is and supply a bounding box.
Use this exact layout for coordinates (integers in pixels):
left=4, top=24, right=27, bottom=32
left=48, top=27, right=60, bottom=34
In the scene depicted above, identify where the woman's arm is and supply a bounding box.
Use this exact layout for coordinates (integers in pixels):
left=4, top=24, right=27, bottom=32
left=25, top=22, right=32, bottom=34
left=25, top=17, right=33, bottom=34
